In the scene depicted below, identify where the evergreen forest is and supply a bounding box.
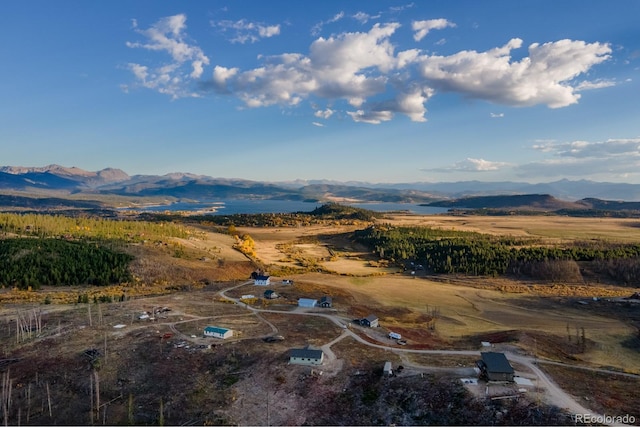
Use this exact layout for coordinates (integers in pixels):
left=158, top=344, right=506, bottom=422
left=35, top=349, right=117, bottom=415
left=0, top=212, right=196, bottom=289
left=354, top=225, right=640, bottom=283
left=0, top=238, right=133, bottom=289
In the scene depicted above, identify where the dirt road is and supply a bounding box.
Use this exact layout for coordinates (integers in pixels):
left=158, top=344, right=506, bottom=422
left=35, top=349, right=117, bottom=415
left=217, top=282, right=632, bottom=425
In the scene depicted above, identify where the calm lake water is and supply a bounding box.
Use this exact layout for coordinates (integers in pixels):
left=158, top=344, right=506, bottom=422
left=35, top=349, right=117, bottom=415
left=128, top=199, right=448, bottom=215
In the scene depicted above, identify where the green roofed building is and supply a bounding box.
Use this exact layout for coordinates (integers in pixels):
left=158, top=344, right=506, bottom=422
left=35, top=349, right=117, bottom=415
left=204, top=326, right=233, bottom=339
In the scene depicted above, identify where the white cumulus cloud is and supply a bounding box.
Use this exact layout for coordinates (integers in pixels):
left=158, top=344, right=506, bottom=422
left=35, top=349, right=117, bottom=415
left=417, top=38, right=611, bottom=108
left=412, top=19, right=456, bottom=42
left=126, top=14, right=209, bottom=98
left=314, top=108, right=335, bottom=119
left=125, top=14, right=616, bottom=124
left=211, top=19, right=281, bottom=44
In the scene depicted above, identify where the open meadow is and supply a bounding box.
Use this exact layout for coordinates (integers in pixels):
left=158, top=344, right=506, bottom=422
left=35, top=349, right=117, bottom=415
left=237, top=213, right=640, bottom=374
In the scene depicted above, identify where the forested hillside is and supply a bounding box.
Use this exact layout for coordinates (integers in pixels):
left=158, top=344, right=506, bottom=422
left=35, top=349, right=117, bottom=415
left=0, top=212, right=198, bottom=289
left=0, top=238, right=132, bottom=288
left=354, top=225, right=640, bottom=283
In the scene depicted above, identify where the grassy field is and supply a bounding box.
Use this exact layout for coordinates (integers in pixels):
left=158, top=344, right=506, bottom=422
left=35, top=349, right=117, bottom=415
left=237, top=214, right=640, bottom=374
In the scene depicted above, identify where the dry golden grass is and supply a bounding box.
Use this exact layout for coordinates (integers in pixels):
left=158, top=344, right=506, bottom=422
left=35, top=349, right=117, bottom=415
left=240, top=214, right=640, bottom=373
left=381, top=214, right=640, bottom=243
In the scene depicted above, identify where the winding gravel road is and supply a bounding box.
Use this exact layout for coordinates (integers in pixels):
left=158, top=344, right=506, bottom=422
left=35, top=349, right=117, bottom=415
left=218, top=281, right=635, bottom=425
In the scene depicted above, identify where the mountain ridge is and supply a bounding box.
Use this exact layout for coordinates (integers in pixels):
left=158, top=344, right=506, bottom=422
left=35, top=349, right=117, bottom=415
left=3, top=164, right=640, bottom=203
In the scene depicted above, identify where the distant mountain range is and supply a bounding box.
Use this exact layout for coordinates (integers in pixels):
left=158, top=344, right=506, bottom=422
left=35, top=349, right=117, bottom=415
left=3, top=165, right=640, bottom=209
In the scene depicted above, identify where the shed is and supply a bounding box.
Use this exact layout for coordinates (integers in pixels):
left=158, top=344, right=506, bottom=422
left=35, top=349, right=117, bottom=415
left=477, top=352, right=514, bottom=382
left=383, top=361, right=393, bottom=376
left=319, top=296, right=332, bottom=308
left=254, top=275, right=271, bottom=286
left=289, top=347, right=324, bottom=366
left=204, top=326, right=233, bottom=339
left=264, top=290, right=278, bottom=299
left=298, top=298, right=318, bottom=308
left=361, top=314, right=379, bottom=328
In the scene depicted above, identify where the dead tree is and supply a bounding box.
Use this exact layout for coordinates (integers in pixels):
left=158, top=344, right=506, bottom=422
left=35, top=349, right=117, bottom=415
left=2, top=370, right=13, bottom=427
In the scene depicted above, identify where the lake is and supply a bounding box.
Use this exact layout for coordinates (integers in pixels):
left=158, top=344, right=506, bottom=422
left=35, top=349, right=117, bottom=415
left=127, top=199, right=449, bottom=215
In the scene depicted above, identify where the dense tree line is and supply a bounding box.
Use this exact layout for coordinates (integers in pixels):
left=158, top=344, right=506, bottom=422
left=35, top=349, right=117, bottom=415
left=143, top=202, right=380, bottom=228
left=354, top=225, right=640, bottom=280
left=0, top=212, right=193, bottom=242
left=0, top=238, right=133, bottom=289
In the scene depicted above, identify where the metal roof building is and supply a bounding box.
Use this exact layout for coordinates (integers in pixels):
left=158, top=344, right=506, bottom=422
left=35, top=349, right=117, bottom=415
left=297, top=298, right=318, bottom=308
left=204, top=326, right=233, bottom=339
left=477, top=352, right=514, bottom=382
left=289, top=347, right=324, bottom=365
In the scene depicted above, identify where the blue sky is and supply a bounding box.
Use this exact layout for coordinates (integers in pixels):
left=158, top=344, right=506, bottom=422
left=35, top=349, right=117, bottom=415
left=1, top=1, right=639, bottom=183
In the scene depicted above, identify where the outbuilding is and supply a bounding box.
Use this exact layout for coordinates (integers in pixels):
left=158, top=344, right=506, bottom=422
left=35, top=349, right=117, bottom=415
left=204, top=326, right=233, bottom=339
left=289, top=347, right=324, bottom=366
left=298, top=298, right=318, bottom=308
left=383, top=361, right=393, bottom=376
left=476, top=352, right=514, bottom=382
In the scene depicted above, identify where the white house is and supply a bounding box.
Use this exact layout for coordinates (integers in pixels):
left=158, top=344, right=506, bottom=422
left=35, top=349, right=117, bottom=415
left=204, top=326, right=233, bottom=339
left=254, top=275, right=270, bottom=286
left=298, top=298, right=318, bottom=308
left=289, top=347, right=324, bottom=366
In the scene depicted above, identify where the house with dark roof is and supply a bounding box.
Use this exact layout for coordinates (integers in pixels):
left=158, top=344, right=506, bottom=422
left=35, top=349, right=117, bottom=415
left=476, top=352, right=514, bottom=382
left=319, top=296, right=332, bottom=308
left=361, top=314, right=379, bottom=328
left=289, top=347, right=324, bottom=366
left=253, top=275, right=271, bottom=286
left=264, top=289, right=278, bottom=299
